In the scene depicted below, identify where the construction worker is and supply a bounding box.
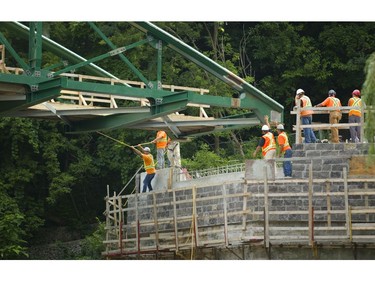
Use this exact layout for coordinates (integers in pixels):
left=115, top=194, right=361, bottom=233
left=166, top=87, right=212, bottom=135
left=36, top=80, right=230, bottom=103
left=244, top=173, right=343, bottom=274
left=151, top=130, right=168, bottom=169
left=295, top=88, right=317, bottom=143
left=348, top=89, right=362, bottom=143
left=130, top=145, right=156, bottom=192
left=315, top=89, right=342, bottom=143
left=276, top=124, right=293, bottom=177
left=253, top=123, right=276, bottom=160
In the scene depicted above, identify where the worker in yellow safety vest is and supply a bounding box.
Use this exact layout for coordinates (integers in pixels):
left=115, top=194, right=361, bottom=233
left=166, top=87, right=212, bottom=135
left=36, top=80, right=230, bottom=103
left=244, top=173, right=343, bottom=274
left=253, top=124, right=276, bottom=159
left=348, top=89, right=362, bottom=143
left=151, top=130, right=168, bottom=169
left=131, top=145, right=156, bottom=192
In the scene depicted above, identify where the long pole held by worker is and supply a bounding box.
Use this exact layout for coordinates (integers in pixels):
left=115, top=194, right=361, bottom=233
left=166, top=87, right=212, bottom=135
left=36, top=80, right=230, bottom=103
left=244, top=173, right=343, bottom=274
left=96, top=131, right=132, bottom=147
left=96, top=131, right=153, bottom=148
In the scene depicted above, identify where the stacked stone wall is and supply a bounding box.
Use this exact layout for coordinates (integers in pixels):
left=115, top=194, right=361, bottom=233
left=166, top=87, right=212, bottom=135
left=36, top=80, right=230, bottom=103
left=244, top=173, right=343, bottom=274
left=126, top=180, right=375, bottom=236
left=292, top=143, right=369, bottom=178
left=116, top=143, right=375, bottom=258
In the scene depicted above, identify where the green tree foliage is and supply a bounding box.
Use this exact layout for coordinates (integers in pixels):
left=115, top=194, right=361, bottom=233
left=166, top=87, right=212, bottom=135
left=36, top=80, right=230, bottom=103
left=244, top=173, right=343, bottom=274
left=0, top=194, right=28, bottom=259
left=242, top=22, right=375, bottom=128
left=182, top=143, right=228, bottom=170
left=77, top=219, right=106, bottom=260
left=1, top=22, right=375, bottom=259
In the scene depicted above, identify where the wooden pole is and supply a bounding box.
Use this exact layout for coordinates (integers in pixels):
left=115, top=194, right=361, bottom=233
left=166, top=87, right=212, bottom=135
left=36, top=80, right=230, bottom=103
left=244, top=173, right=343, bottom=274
left=263, top=166, right=270, bottom=248
left=242, top=184, right=248, bottom=231
left=360, top=99, right=365, bottom=143
left=192, top=186, right=199, bottom=248
left=172, top=189, right=179, bottom=252
left=349, top=206, right=353, bottom=242
left=113, top=191, right=118, bottom=243
left=296, top=101, right=302, bottom=144
left=326, top=182, right=331, bottom=228
left=152, top=192, right=160, bottom=250
left=222, top=184, right=229, bottom=247
left=135, top=185, right=140, bottom=254
left=308, top=164, right=314, bottom=246
left=118, top=196, right=123, bottom=252
left=344, top=167, right=350, bottom=238
left=105, top=185, right=110, bottom=255
left=365, top=182, right=369, bottom=222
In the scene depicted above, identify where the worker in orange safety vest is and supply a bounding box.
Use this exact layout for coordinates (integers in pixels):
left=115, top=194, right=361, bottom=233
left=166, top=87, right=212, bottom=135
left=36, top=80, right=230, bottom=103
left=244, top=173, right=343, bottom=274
left=348, top=89, right=362, bottom=143
left=151, top=130, right=168, bottom=169
left=295, top=88, right=318, bottom=143
left=253, top=123, right=276, bottom=160
left=315, top=89, right=342, bottom=143
left=130, top=145, right=156, bottom=192
left=276, top=124, right=292, bottom=177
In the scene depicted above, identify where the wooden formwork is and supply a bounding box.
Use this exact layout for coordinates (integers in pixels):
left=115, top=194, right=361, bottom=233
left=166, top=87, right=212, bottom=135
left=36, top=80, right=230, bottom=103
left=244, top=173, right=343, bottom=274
left=103, top=166, right=375, bottom=259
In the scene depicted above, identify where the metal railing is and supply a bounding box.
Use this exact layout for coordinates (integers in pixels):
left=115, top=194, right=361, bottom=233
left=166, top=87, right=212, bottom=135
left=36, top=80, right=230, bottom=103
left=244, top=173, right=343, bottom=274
left=179, top=162, right=245, bottom=180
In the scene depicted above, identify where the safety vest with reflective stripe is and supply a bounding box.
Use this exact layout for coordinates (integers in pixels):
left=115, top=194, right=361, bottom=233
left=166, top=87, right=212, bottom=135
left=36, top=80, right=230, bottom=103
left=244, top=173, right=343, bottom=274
left=330, top=97, right=341, bottom=112
left=156, top=131, right=168, bottom=149
left=321, top=97, right=342, bottom=111
left=348, top=97, right=362, bottom=117
left=142, top=153, right=156, bottom=174
left=278, top=132, right=291, bottom=152
left=262, top=132, right=276, bottom=156
left=300, top=96, right=313, bottom=116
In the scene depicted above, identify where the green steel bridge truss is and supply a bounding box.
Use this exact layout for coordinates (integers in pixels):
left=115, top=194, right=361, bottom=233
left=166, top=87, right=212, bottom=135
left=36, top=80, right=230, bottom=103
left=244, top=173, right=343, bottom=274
left=0, top=22, right=283, bottom=137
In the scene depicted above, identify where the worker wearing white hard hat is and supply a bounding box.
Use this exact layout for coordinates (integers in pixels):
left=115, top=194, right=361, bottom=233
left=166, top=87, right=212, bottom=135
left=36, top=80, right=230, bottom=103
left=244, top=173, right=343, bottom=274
left=295, top=88, right=317, bottom=143
left=131, top=145, right=156, bottom=192
left=253, top=116, right=276, bottom=160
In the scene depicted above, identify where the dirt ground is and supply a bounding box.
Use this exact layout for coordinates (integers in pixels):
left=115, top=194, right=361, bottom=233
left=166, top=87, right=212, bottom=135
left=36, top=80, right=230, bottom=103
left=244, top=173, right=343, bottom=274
left=349, top=155, right=375, bottom=176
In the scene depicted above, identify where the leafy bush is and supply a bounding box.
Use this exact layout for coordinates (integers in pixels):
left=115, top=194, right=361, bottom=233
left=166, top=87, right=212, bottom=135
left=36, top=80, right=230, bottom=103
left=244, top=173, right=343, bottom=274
left=77, top=219, right=106, bottom=260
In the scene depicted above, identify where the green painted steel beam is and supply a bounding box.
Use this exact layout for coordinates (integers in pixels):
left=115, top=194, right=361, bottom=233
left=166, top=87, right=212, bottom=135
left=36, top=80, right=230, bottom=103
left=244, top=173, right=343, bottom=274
left=61, top=79, right=264, bottom=113
left=0, top=22, right=120, bottom=79
left=130, top=22, right=283, bottom=119
left=157, top=40, right=162, bottom=87
left=0, top=31, right=30, bottom=71
left=88, top=22, right=150, bottom=86
left=52, top=38, right=151, bottom=77
left=68, top=98, right=189, bottom=133
left=28, top=22, right=43, bottom=71
left=62, top=79, right=177, bottom=100
left=0, top=75, right=64, bottom=114
left=43, top=60, right=67, bottom=71
left=0, top=73, right=47, bottom=85
left=27, top=77, right=65, bottom=104
left=0, top=21, right=283, bottom=136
